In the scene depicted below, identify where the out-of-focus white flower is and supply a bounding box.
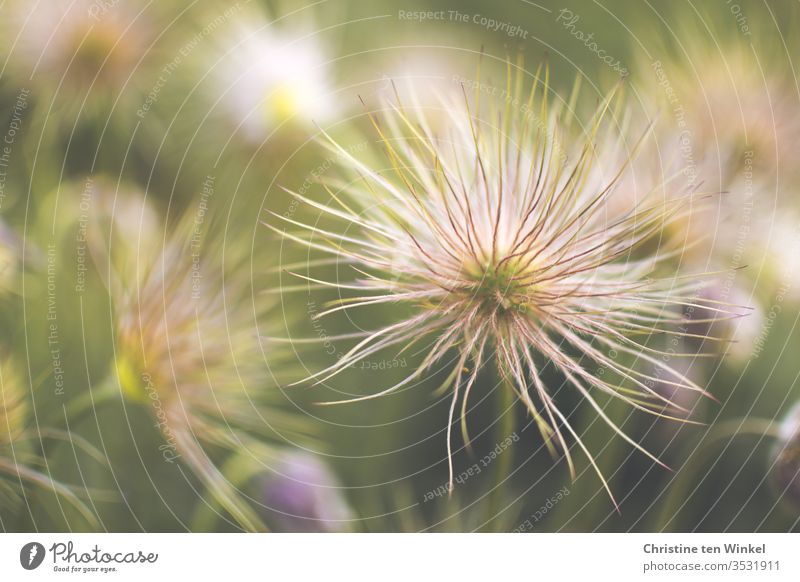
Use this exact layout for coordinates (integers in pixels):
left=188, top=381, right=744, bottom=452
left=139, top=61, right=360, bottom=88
left=772, top=401, right=800, bottom=509
left=211, top=16, right=335, bottom=143
left=752, top=213, right=800, bottom=304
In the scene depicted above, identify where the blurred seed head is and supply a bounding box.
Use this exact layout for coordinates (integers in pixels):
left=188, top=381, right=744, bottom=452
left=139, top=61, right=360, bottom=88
left=623, top=32, right=800, bottom=278
left=1, top=0, right=153, bottom=109
left=634, top=34, right=800, bottom=198
left=105, top=189, right=301, bottom=530
left=113, top=236, right=252, bottom=410
left=111, top=207, right=269, bottom=425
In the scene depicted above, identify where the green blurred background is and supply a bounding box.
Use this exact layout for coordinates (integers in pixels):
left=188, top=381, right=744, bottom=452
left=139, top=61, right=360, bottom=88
left=0, top=0, right=799, bottom=532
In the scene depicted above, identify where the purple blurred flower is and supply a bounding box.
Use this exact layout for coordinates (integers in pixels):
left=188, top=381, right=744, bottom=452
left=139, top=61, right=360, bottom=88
left=261, top=452, right=353, bottom=532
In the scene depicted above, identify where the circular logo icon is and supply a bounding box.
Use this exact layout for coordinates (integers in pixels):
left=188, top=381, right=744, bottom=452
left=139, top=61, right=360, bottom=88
left=20, top=542, right=46, bottom=570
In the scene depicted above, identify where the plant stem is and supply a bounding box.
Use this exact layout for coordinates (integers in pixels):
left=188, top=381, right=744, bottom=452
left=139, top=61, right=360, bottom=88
left=486, top=375, right=516, bottom=531
left=654, top=418, right=780, bottom=531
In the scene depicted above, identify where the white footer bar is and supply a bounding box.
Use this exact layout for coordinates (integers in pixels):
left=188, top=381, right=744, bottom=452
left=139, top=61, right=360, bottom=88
left=1, top=533, right=797, bottom=581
